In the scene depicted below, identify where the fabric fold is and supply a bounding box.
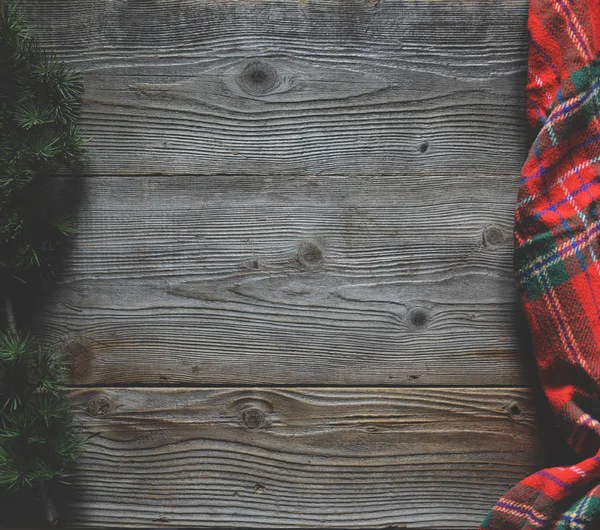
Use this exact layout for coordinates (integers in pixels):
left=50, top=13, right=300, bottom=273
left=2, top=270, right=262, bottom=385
left=481, top=0, right=600, bottom=528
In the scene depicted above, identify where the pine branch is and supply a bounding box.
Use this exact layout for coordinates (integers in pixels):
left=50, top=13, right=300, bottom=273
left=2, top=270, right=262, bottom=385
left=0, top=1, right=87, bottom=525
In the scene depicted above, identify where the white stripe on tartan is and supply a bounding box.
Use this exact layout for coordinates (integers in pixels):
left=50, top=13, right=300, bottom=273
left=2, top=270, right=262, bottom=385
left=518, top=154, right=600, bottom=209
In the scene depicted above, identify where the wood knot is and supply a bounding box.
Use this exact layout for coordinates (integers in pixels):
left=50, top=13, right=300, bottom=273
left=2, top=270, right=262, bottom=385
left=247, top=259, right=260, bottom=270
left=483, top=225, right=505, bottom=248
left=407, top=307, right=428, bottom=330
left=253, top=483, right=266, bottom=494
left=240, top=407, right=266, bottom=430
left=418, top=141, right=429, bottom=154
left=229, top=395, right=274, bottom=428
left=357, top=0, right=383, bottom=10
left=86, top=396, right=111, bottom=417
left=239, top=60, right=279, bottom=96
left=507, top=401, right=522, bottom=418
left=297, top=241, right=323, bottom=268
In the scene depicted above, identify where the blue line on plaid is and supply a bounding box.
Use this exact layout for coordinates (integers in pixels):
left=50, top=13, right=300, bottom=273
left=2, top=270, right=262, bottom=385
left=533, top=177, right=596, bottom=218
left=536, top=471, right=574, bottom=490
left=531, top=39, right=561, bottom=81
left=560, top=495, right=591, bottom=529
left=571, top=153, right=598, bottom=207
left=559, top=514, right=588, bottom=528
left=566, top=153, right=600, bottom=323
left=548, top=78, right=600, bottom=126
left=534, top=257, right=582, bottom=367
left=560, top=218, right=588, bottom=271
left=533, top=101, right=553, bottom=133
left=521, top=132, right=600, bottom=185
left=517, top=220, right=600, bottom=281
left=541, top=154, right=594, bottom=280
left=575, top=492, right=590, bottom=522
left=519, top=155, right=600, bottom=208
left=554, top=0, right=593, bottom=59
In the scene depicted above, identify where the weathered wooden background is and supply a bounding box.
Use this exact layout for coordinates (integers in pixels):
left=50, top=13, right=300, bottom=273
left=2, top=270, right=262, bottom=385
left=16, top=0, right=542, bottom=527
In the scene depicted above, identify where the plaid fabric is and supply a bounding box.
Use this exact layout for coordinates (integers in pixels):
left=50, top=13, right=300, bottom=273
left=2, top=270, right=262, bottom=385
left=479, top=0, right=600, bottom=528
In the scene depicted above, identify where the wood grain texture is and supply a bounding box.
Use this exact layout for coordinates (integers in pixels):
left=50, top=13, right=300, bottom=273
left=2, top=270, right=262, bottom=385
left=34, top=174, right=526, bottom=386
left=1, top=1, right=540, bottom=528
left=19, top=0, right=529, bottom=177
left=65, top=386, right=542, bottom=528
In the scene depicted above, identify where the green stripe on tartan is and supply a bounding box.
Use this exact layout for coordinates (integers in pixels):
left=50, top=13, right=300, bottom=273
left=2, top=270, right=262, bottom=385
left=479, top=510, right=492, bottom=528
left=556, top=60, right=600, bottom=135
left=570, top=60, right=600, bottom=95
left=555, top=494, right=600, bottom=529
left=515, top=231, right=569, bottom=301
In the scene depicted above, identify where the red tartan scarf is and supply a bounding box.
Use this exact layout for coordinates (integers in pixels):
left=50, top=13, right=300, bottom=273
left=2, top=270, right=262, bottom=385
left=480, top=0, right=600, bottom=528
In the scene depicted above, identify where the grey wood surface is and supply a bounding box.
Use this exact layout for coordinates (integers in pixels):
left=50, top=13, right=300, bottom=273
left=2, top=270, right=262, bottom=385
left=20, top=0, right=529, bottom=177
left=66, top=387, right=541, bottom=528
left=13, top=0, right=536, bottom=527
left=39, top=173, right=524, bottom=386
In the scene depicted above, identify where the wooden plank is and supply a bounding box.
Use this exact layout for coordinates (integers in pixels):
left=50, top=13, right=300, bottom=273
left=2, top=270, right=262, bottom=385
left=64, top=386, right=542, bottom=528
left=20, top=0, right=529, bottom=177
left=36, top=174, right=524, bottom=386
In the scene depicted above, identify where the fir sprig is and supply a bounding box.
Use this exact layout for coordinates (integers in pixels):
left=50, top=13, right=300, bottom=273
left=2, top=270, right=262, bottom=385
left=0, top=331, right=81, bottom=491
left=0, top=0, right=87, bottom=283
left=0, top=1, right=87, bottom=525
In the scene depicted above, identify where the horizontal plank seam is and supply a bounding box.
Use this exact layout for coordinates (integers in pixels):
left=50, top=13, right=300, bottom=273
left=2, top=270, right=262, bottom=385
left=53, top=172, right=524, bottom=179
left=65, top=383, right=533, bottom=390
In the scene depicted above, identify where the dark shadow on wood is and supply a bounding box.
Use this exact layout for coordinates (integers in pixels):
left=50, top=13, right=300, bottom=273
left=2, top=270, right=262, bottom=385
left=0, top=480, right=72, bottom=528
left=513, top=303, right=576, bottom=468
left=19, top=170, right=86, bottom=334
left=0, top=171, right=84, bottom=527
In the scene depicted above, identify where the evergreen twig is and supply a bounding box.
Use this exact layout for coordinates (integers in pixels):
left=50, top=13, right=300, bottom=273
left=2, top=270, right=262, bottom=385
left=0, top=1, right=87, bottom=525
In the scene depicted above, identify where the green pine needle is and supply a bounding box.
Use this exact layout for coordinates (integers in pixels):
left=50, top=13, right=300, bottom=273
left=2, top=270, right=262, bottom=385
left=0, top=0, right=86, bottom=494
left=14, top=101, right=52, bottom=129
left=0, top=331, right=29, bottom=360
left=0, top=336, right=81, bottom=490
left=1, top=0, right=87, bottom=281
